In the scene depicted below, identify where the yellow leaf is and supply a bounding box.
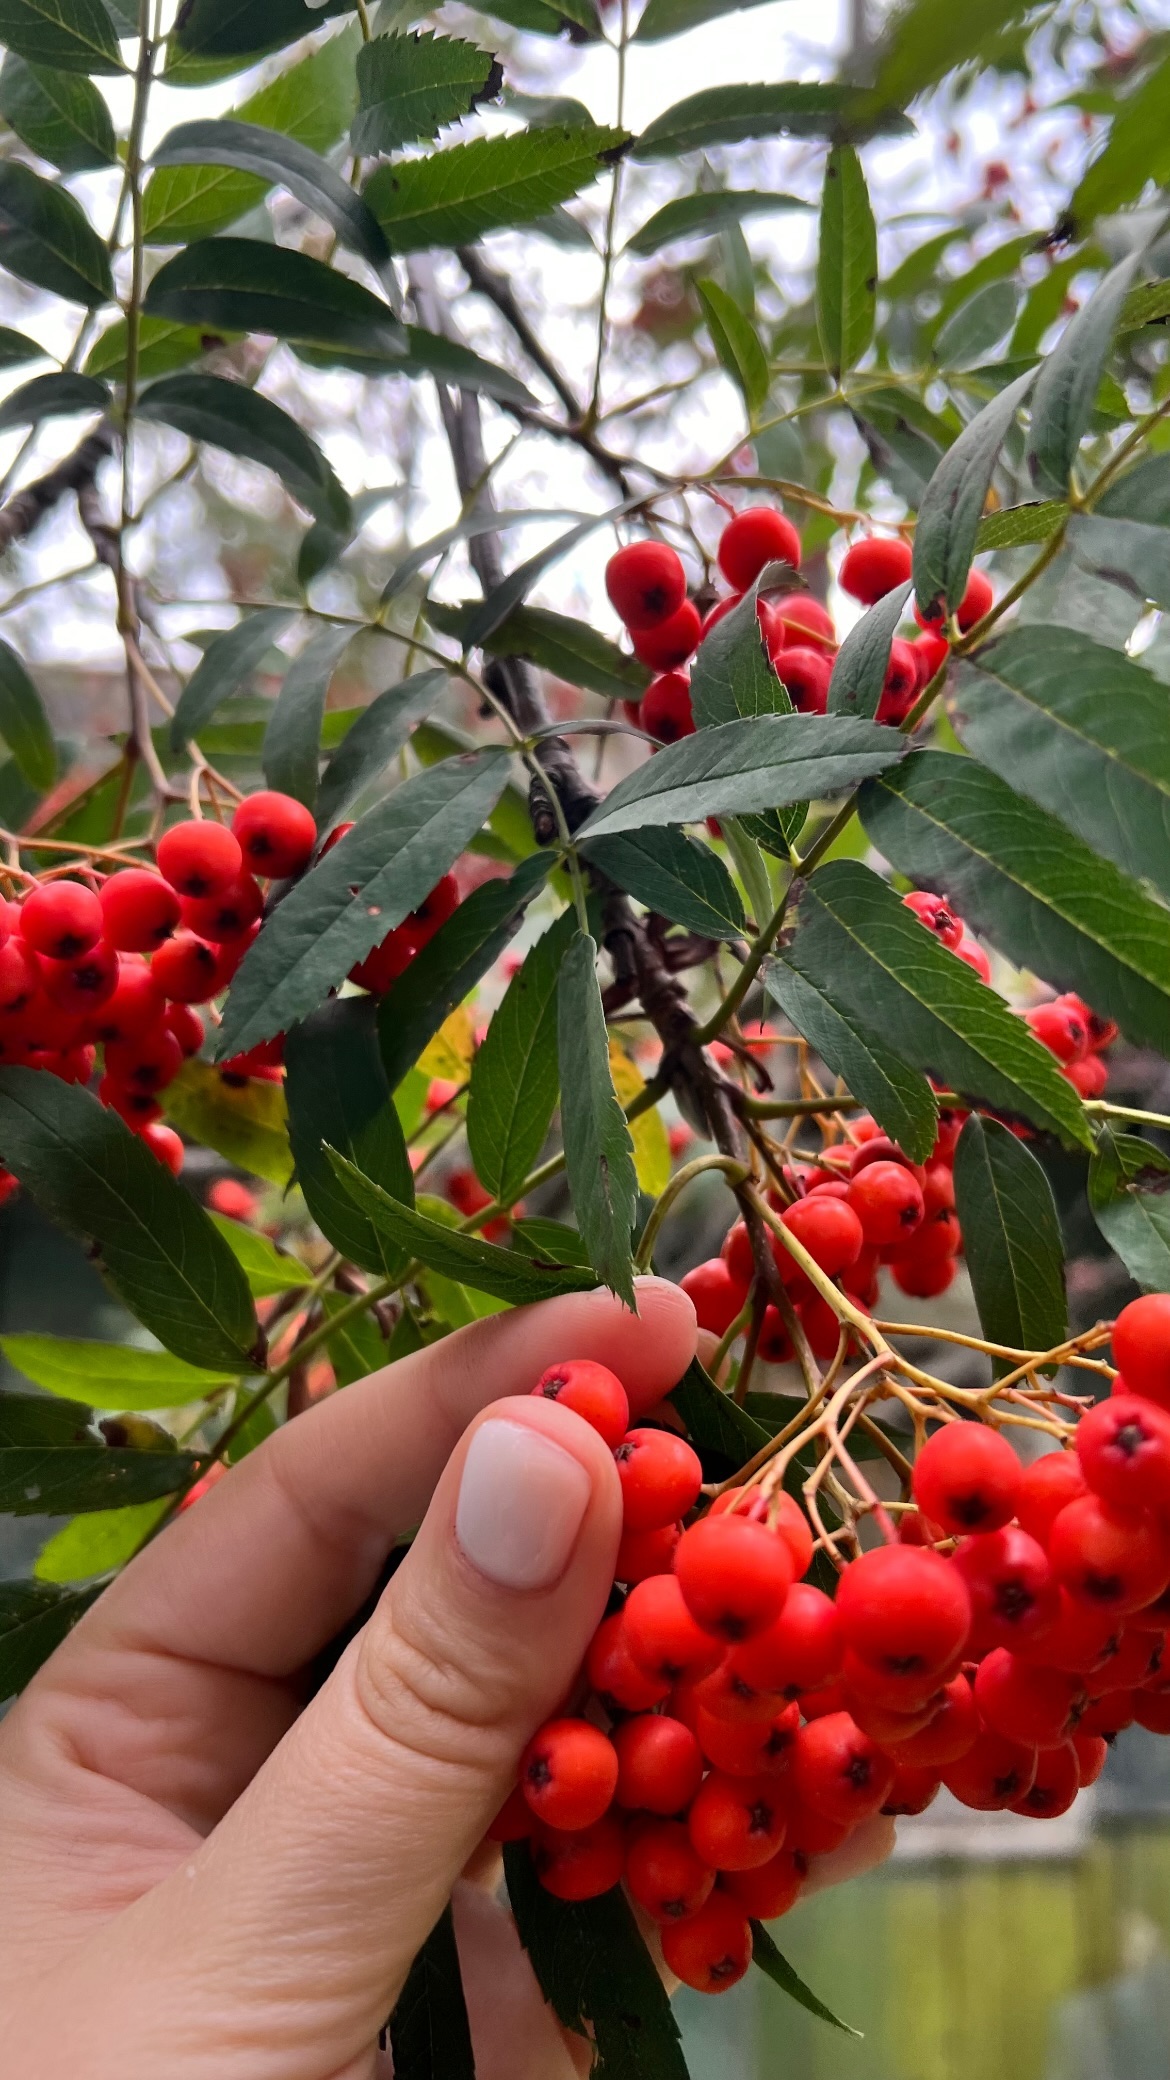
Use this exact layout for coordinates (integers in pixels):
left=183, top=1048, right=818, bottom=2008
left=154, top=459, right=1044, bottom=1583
left=163, top=1059, right=292, bottom=1185
left=417, top=1005, right=476, bottom=1082
left=609, top=1041, right=671, bottom=1198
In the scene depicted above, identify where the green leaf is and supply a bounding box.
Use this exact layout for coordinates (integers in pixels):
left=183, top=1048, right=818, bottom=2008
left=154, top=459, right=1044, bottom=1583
left=1069, top=51, right=1170, bottom=228
left=389, top=1905, right=476, bottom=2080
left=912, top=367, right=1035, bottom=620
left=635, top=0, right=774, bottom=38
left=426, top=600, right=648, bottom=702
left=0, top=325, right=47, bottom=368
left=503, top=1841, right=690, bottom=2080
left=778, top=862, right=1092, bottom=1148
left=316, top=671, right=447, bottom=831
left=0, top=54, right=117, bottom=171
left=0, top=637, right=56, bottom=791
left=626, top=188, right=809, bottom=256
left=364, top=123, right=626, bottom=251
left=670, top=1353, right=771, bottom=1471
left=354, top=31, right=501, bottom=155
left=557, top=931, right=639, bottom=1308
left=1065, top=463, right=1170, bottom=615
left=763, top=957, right=938, bottom=1164
left=0, top=160, right=114, bottom=306
left=828, top=579, right=914, bottom=720
left=0, top=1069, right=261, bottom=1369
left=321, top=1291, right=389, bottom=1388
left=145, top=240, right=403, bottom=363
left=35, top=1500, right=169, bottom=1584
left=171, top=0, right=351, bottom=62
left=751, top=1922, right=860, bottom=2036
left=170, top=608, right=295, bottom=750
left=286, top=997, right=414, bottom=1279
left=975, top=500, right=1066, bottom=551
left=261, top=620, right=354, bottom=815
left=951, top=628, right=1170, bottom=907
left=953, top=1115, right=1068, bottom=1367
left=583, top=827, right=746, bottom=941
left=1121, top=279, right=1170, bottom=334
left=697, top=276, right=769, bottom=418
left=329, top=1154, right=598, bottom=1303
left=381, top=509, right=579, bottom=609
left=376, top=853, right=552, bottom=1090
left=817, top=144, right=876, bottom=379
left=859, top=751, right=1170, bottom=1057
left=217, top=752, right=508, bottom=1058
left=631, top=82, right=905, bottom=160
left=462, top=497, right=643, bottom=648
left=467, top=905, right=576, bottom=1206
left=933, top=279, right=1019, bottom=370
left=209, top=1212, right=305, bottom=1297
left=577, top=714, right=906, bottom=840
left=866, top=0, right=1035, bottom=108
left=152, top=121, right=390, bottom=273
left=137, top=373, right=351, bottom=528
left=0, top=1390, right=198, bottom=1517
left=1026, top=254, right=1140, bottom=494
left=0, top=1334, right=236, bottom=1409
left=84, top=315, right=226, bottom=382
left=1089, top=1128, right=1170, bottom=1293
left=162, top=1059, right=293, bottom=1186
left=688, top=574, right=799, bottom=855
left=0, top=0, right=123, bottom=73
left=511, top=1216, right=591, bottom=1269
left=0, top=370, right=109, bottom=434
left=0, top=1579, right=103, bottom=1702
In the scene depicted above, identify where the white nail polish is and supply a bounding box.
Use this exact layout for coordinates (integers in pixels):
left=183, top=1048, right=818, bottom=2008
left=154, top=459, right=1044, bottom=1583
left=455, top=1419, right=591, bottom=1591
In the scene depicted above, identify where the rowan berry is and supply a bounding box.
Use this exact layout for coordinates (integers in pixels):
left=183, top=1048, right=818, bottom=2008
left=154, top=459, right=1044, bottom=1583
left=104, top=1026, right=183, bottom=1096
left=688, top=1769, right=789, bottom=1870
left=532, top=1815, right=625, bottom=1901
left=913, top=1422, right=1021, bottom=1536
left=531, top=1359, right=629, bottom=1449
left=661, top=1892, right=753, bottom=1994
left=915, top=567, right=994, bottom=633
left=799, top=1293, right=853, bottom=1360
left=955, top=934, right=992, bottom=982
left=774, top=644, right=832, bottom=714
left=1010, top=1740, right=1080, bottom=1818
left=614, top=1427, right=703, bottom=1533
left=839, top=537, right=913, bottom=604
left=631, top=599, right=702, bottom=670
left=720, top=1847, right=805, bottom=1921
left=758, top=1306, right=795, bottom=1364
left=164, top=1002, right=204, bottom=1057
left=718, top=508, right=802, bottom=589
left=1065, top=1054, right=1108, bottom=1099
left=699, top=592, right=743, bottom=638
left=882, top=1764, right=942, bottom=1816
left=728, top=1583, right=844, bottom=1702
left=896, top=1216, right=963, bottom=1280
left=19, top=881, right=102, bottom=960
left=1014, top=1589, right=1115, bottom=1676
left=681, top=1257, right=748, bottom=1337
left=53, top=1043, right=97, bottom=1085
left=623, top=1574, right=723, bottom=1684
left=408, top=872, right=459, bottom=948
left=98, top=1075, right=161, bottom=1128
left=696, top=1701, right=799, bottom=1777
left=1112, top=1295, right=1170, bottom=1408
left=181, top=875, right=264, bottom=943
left=615, top=1521, right=680, bottom=1585
left=785, top=1804, right=852, bottom=1857
left=893, top=1672, right=981, bottom=1768
left=88, top=960, right=166, bottom=1047
left=974, top=1648, right=1083, bottom=1748
left=0, top=937, right=37, bottom=1013
left=841, top=1647, right=954, bottom=1717
left=779, top=1194, right=864, bottom=1280
left=1072, top=1731, right=1109, bottom=1786
left=1016, top=1452, right=1088, bottom=1546
left=486, top=1786, right=533, bottom=1843
left=943, top=1729, right=1039, bottom=1811
left=764, top=592, right=836, bottom=651
left=99, top=869, right=181, bottom=953
left=348, top=923, right=417, bottom=995
left=39, top=941, right=119, bottom=1015
left=207, top=1178, right=258, bottom=1222
left=903, top=889, right=964, bottom=950
left=640, top=671, right=695, bottom=743
left=231, top=791, right=316, bottom=880
left=150, top=931, right=223, bottom=1005
left=773, top=1491, right=815, bottom=1577
left=848, top=1161, right=925, bottom=1248
left=520, top=1718, right=618, bottom=1831
left=586, top=1614, right=670, bottom=1712
left=792, top=1711, right=895, bottom=1826
left=876, top=639, right=920, bottom=724
left=625, top=1819, right=715, bottom=1922
left=1133, top=1687, right=1170, bottom=1735
left=1083, top=1625, right=1161, bottom=1698
left=951, top=1524, right=1058, bottom=1653
left=836, top=1545, right=972, bottom=1677
left=914, top=630, right=951, bottom=684
left=1026, top=999, right=1089, bottom=1064
left=1048, top=1494, right=1170, bottom=1614
left=1077, top=1690, right=1136, bottom=1738
left=613, top=1713, right=704, bottom=1815
left=674, top=1514, right=792, bottom=1644
left=1076, top=1393, right=1170, bottom=1516
left=156, top=820, right=242, bottom=900
left=848, top=1135, right=924, bottom=1181
left=606, top=540, right=687, bottom=628
left=141, top=1120, right=184, bottom=1174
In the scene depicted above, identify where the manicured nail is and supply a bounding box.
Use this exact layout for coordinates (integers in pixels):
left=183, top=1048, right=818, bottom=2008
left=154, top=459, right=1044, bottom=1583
left=455, top=1419, right=591, bottom=1591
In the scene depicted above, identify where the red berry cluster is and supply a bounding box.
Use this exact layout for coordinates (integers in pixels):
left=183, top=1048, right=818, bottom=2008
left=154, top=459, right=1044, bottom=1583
left=496, top=1302, right=1170, bottom=1993
left=346, top=867, right=458, bottom=995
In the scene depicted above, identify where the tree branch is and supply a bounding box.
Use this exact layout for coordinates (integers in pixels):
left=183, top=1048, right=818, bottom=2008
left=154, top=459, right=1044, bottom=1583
left=0, top=423, right=116, bottom=555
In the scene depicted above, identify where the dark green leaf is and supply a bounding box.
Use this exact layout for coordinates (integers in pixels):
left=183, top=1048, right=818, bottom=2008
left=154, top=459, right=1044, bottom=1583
left=0, top=1389, right=199, bottom=1516
left=261, top=620, right=354, bottom=814
left=778, top=862, right=1091, bottom=1148
left=635, top=0, right=774, bottom=39
left=0, top=54, right=117, bottom=170
left=504, top=1841, right=690, bottom=2080
left=582, top=828, right=745, bottom=940
left=860, top=751, right=1170, bottom=1057
left=1065, top=476, right=1170, bottom=614
left=426, top=600, right=649, bottom=702
left=631, top=82, right=907, bottom=160
left=162, top=1060, right=292, bottom=1186
left=828, top=579, right=913, bottom=719
left=170, top=608, right=295, bottom=750
left=577, top=714, right=906, bottom=840
left=690, top=580, right=788, bottom=729
left=0, top=1579, right=103, bottom=1702
left=0, top=325, right=46, bottom=367
left=377, top=853, right=552, bottom=1090
left=85, top=315, right=225, bottom=382
left=171, top=0, right=351, bottom=61
left=152, top=120, right=390, bottom=272
left=626, top=188, right=809, bottom=256
left=316, top=671, right=447, bottom=830
left=512, top=1215, right=591, bottom=1268
left=138, top=373, right=351, bottom=528
left=381, top=509, right=579, bottom=609
left=763, top=956, right=938, bottom=1163
left=1089, top=1128, right=1170, bottom=1292
left=301, top=325, right=536, bottom=409
left=1026, top=254, right=1140, bottom=494
left=975, top=500, right=1066, bottom=551
left=354, top=31, right=501, bottom=155
left=0, top=637, right=56, bottom=791
left=210, top=1212, right=305, bottom=1297
left=0, top=1333, right=236, bottom=1409
left=464, top=496, right=641, bottom=646
left=866, top=0, right=1035, bottom=108
left=328, top=1155, right=598, bottom=1302
left=751, top=1922, right=860, bottom=2036
left=298, top=484, right=403, bottom=590
left=321, top=1291, right=389, bottom=1389
left=953, top=1115, right=1067, bottom=1366
left=0, top=370, right=109, bottom=433
left=411, top=720, right=536, bottom=863
left=0, top=160, right=114, bottom=306
left=216, top=752, right=508, bottom=1058
left=144, top=240, right=403, bottom=361
left=0, top=0, right=123, bottom=73
left=364, top=123, right=626, bottom=251
left=389, top=1905, right=475, bottom=2080
left=670, top=1353, right=771, bottom=1471
left=912, top=367, right=1035, bottom=620
left=951, top=628, right=1170, bottom=906
left=467, top=905, right=576, bottom=1205
left=933, top=280, right=1018, bottom=370
left=697, top=276, right=769, bottom=418
left=1121, top=279, right=1170, bottom=333
left=286, top=997, right=414, bottom=1279
left=557, top=931, right=639, bottom=1308
left=0, top=1069, right=260, bottom=1369
left=1069, top=51, right=1170, bottom=228
left=817, top=144, right=876, bottom=379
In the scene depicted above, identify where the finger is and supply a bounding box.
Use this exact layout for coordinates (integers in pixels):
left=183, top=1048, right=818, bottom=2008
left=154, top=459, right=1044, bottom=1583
left=801, top=1813, right=896, bottom=1896
left=451, top=1883, right=591, bottom=2080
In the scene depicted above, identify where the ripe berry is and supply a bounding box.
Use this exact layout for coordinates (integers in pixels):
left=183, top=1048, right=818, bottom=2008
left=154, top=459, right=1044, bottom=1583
left=349, top=924, right=417, bottom=995
left=631, top=599, right=702, bottom=670
left=719, top=508, right=802, bottom=589
left=1078, top=1690, right=1137, bottom=1738
left=785, top=1805, right=852, bottom=1858
left=181, top=875, right=264, bottom=943
left=606, top=540, right=687, bottom=629
left=164, top=1002, right=204, bottom=1057
left=720, top=1846, right=805, bottom=1920
left=156, top=820, right=242, bottom=900
left=231, top=791, right=317, bottom=879
left=0, top=937, right=38, bottom=1012
left=39, top=941, right=118, bottom=1015
left=625, top=1819, right=715, bottom=1922
left=877, top=639, right=920, bottom=724
left=1113, top=1295, right=1170, bottom=1408
left=88, top=960, right=166, bottom=1046
left=915, top=567, right=994, bottom=633
left=150, top=931, right=223, bottom=1005
left=836, top=1545, right=972, bottom=1677
left=943, top=1729, right=1038, bottom=1811
left=1072, top=1731, right=1109, bottom=1786
left=847, top=1161, right=925, bottom=1247
left=840, top=535, right=913, bottom=604
left=681, top=1258, right=749, bottom=1337
left=914, top=630, right=951, bottom=686
left=1048, top=1493, right=1170, bottom=1614
left=952, top=1524, right=1059, bottom=1654
left=974, top=1648, right=1083, bottom=1748
left=893, top=1672, right=980, bottom=1768
left=688, top=1769, right=789, bottom=1870
left=660, top=1892, right=753, bottom=1994
left=778, top=1194, right=864, bottom=1280
left=727, top=1583, right=844, bottom=1702
left=614, top=1427, right=703, bottom=1532
left=641, top=671, right=695, bottom=742
left=1026, top=999, right=1089, bottom=1064
left=408, top=873, right=459, bottom=948
left=903, top=889, right=963, bottom=950
left=841, top=1646, right=954, bottom=1717
left=615, top=1521, right=680, bottom=1584
left=697, top=1701, right=799, bottom=1778
left=913, top=1422, right=1021, bottom=1535
left=758, top=1305, right=794, bottom=1364
left=1016, top=1452, right=1088, bottom=1546
left=1015, top=1589, right=1115, bottom=1675
left=764, top=592, right=835, bottom=651
left=1011, top=1741, right=1080, bottom=1818
left=792, top=1711, right=895, bottom=1825
left=532, top=1359, right=629, bottom=1449
left=892, top=1253, right=957, bottom=1298
left=520, top=1718, right=618, bottom=1831
left=955, top=933, right=992, bottom=982
left=586, top=1614, right=670, bottom=1712
left=675, top=1514, right=794, bottom=1643
left=99, top=1075, right=161, bottom=1127
left=613, top=1713, right=704, bottom=1815
left=486, top=1786, right=533, bottom=1842
left=104, top=1025, right=184, bottom=1094
left=99, top=869, right=181, bottom=953
left=1065, top=1054, right=1108, bottom=1099
left=774, top=644, right=832, bottom=714
left=623, top=1574, right=723, bottom=1684
left=882, top=1764, right=943, bottom=1817
left=19, top=881, right=102, bottom=960
left=1076, top=1393, right=1170, bottom=1515
left=140, top=1120, right=184, bottom=1174
left=532, top=1815, right=625, bottom=1901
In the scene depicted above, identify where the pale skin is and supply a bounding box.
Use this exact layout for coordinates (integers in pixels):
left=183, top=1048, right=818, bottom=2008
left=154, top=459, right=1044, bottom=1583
left=0, top=1278, right=892, bottom=2078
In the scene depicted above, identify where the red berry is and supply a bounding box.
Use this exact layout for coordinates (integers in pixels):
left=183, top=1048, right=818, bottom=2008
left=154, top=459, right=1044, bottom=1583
left=942, top=1729, right=1038, bottom=1811
left=840, top=536, right=913, bottom=604
left=688, top=1769, right=789, bottom=1870
left=696, top=1701, right=799, bottom=1777
left=1026, top=999, right=1089, bottom=1064
left=231, top=791, right=317, bottom=880
left=623, top=1574, right=723, bottom=1685
left=150, top=931, right=223, bottom=1005
left=99, top=869, right=181, bottom=953
left=586, top=1614, right=670, bottom=1712
left=1014, top=1589, right=1115, bottom=1675
left=532, top=1358, right=629, bottom=1449
left=785, top=1805, right=852, bottom=1858
left=207, top=1178, right=258, bottom=1222
left=614, top=1427, right=703, bottom=1532
left=763, top=593, right=835, bottom=651
left=625, top=1819, right=715, bottom=1922
left=606, top=540, right=687, bottom=629
left=613, top=1713, right=704, bottom=1815
left=156, top=820, right=242, bottom=900
left=951, top=1524, right=1059, bottom=1653
left=847, top=1161, right=925, bottom=1248
left=1113, top=1295, right=1170, bottom=1409
left=1010, top=1742, right=1080, bottom=1819
left=19, top=881, right=102, bottom=960
left=892, top=1672, right=980, bottom=1767
left=181, top=875, right=264, bottom=943
left=1078, top=1690, right=1137, bottom=1739
left=532, top=1815, right=625, bottom=1901
left=757, top=1305, right=794, bottom=1364
left=912, top=1422, right=1021, bottom=1536
left=1083, top=1624, right=1160, bottom=1697
left=164, top=1002, right=204, bottom=1057
left=792, top=1711, right=895, bottom=1826
left=876, top=638, right=920, bottom=724
left=0, top=937, right=38, bottom=1012
left=727, top=1583, right=844, bottom=1702
left=779, top=1194, right=864, bottom=1280
left=719, top=508, right=802, bottom=590
left=774, top=644, right=832, bottom=714
left=349, top=923, right=417, bottom=996
left=1048, top=1493, right=1170, bottom=1614
left=720, top=1846, right=805, bottom=1920
left=1072, top=1731, right=1108, bottom=1786
left=721, top=1218, right=755, bottom=1288
left=892, top=1252, right=958, bottom=1300
left=99, top=1075, right=161, bottom=1128
left=641, top=670, right=695, bottom=742
left=681, top=1258, right=748, bottom=1337
left=631, top=599, right=702, bottom=671
left=1076, top=1393, right=1170, bottom=1515
left=408, top=872, right=459, bottom=948
left=903, top=889, right=963, bottom=950
left=660, top=1892, right=753, bottom=1993
left=836, top=1545, right=972, bottom=1678
left=841, top=1646, right=954, bottom=1717
left=914, top=630, right=951, bottom=686
left=915, top=566, right=994, bottom=633
left=882, top=1764, right=943, bottom=1816
left=615, top=1521, right=681, bottom=1584
left=520, top=1718, right=618, bottom=1831
left=1016, top=1452, right=1088, bottom=1546
left=674, top=1514, right=794, bottom=1642
left=974, top=1648, right=1083, bottom=1748
left=87, top=960, right=166, bottom=1046
left=486, top=1786, right=533, bottom=1843
left=1065, top=1054, right=1108, bottom=1098
left=104, top=1025, right=183, bottom=1096
left=38, top=940, right=119, bottom=1015
left=954, top=933, right=992, bottom=982
left=140, top=1120, right=184, bottom=1174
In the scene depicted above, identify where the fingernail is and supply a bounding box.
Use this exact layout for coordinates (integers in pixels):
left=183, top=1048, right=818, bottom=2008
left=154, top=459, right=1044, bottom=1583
left=455, top=1419, right=591, bottom=1591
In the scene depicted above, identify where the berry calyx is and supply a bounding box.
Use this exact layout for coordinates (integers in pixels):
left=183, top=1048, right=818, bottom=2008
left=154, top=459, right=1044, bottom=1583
left=660, top=1893, right=753, bottom=1994
left=625, top=1819, right=715, bottom=1922
left=687, top=1768, right=789, bottom=1869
